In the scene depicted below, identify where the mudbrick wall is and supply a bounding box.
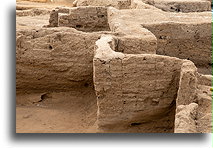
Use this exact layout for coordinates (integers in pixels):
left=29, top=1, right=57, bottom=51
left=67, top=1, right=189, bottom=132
left=16, top=26, right=156, bottom=92
left=143, top=22, right=212, bottom=67
left=16, top=0, right=212, bottom=133
left=49, top=6, right=158, bottom=53
left=141, top=0, right=211, bottom=12
left=16, top=28, right=108, bottom=91
left=94, top=35, right=211, bottom=133
left=48, top=6, right=110, bottom=32
left=73, top=0, right=211, bottom=11
left=107, top=7, right=211, bottom=72
left=93, top=36, right=184, bottom=132
left=73, top=0, right=132, bottom=9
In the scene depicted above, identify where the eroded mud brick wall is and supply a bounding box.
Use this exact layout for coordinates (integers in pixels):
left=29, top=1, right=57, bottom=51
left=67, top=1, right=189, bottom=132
left=48, top=7, right=70, bottom=27
left=58, top=6, right=110, bottom=32
left=174, top=61, right=199, bottom=133
left=16, top=28, right=102, bottom=91
left=140, top=0, right=211, bottom=12
left=94, top=37, right=185, bottom=132
left=143, top=22, right=212, bottom=67
left=75, top=0, right=131, bottom=9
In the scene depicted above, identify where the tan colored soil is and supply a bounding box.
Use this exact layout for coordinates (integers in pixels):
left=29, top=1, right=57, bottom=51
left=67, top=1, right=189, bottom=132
left=16, top=87, right=97, bottom=133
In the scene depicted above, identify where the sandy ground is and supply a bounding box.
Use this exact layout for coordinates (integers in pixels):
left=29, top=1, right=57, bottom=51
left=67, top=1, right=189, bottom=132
left=16, top=0, right=74, bottom=9
left=16, top=0, right=74, bottom=29
left=16, top=14, right=49, bottom=29
left=16, top=87, right=97, bottom=133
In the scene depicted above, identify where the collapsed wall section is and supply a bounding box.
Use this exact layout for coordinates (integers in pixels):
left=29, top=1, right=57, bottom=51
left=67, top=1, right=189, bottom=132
left=94, top=36, right=184, bottom=133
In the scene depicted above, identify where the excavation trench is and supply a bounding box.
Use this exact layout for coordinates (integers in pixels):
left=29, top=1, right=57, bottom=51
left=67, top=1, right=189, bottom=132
left=16, top=4, right=210, bottom=133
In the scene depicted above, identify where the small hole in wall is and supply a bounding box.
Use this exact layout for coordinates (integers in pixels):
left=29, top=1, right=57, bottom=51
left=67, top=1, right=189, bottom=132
left=123, top=101, right=126, bottom=104
left=49, top=45, right=53, bottom=50
left=208, top=63, right=212, bottom=66
left=175, top=8, right=180, bottom=12
left=76, top=25, right=82, bottom=28
left=84, top=82, right=89, bottom=87
left=131, top=123, right=142, bottom=126
left=98, top=15, right=105, bottom=18
left=159, top=36, right=166, bottom=39
left=40, top=94, right=47, bottom=101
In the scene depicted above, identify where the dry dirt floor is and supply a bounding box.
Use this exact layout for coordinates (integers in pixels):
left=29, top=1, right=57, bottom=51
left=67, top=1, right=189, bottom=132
left=16, top=87, right=98, bottom=133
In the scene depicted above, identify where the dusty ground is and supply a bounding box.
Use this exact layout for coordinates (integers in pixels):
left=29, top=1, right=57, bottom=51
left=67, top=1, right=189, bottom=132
left=16, top=0, right=74, bottom=29
left=16, top=87, right=97, bottom=133
left=16, top=0, right=74, bottom=9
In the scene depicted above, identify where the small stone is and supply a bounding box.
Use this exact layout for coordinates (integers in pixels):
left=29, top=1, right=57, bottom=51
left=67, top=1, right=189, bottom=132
left=23, top=114, right=31, bottom=119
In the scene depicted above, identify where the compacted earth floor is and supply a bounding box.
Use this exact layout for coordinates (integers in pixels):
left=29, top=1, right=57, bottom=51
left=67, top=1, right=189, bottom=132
left=16, top=87, right=98, bottom=133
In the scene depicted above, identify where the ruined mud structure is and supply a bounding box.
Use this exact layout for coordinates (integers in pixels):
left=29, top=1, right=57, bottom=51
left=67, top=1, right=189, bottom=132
left=16, top=0, right=212, bottom=133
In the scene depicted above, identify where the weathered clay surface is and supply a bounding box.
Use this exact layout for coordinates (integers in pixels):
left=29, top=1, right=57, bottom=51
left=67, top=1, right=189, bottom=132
left=141, top=0, right=211, bottom=12
left=16, top=0, right=212, bottom=133
left=73, top=0, right=211, bottom=12
left=48, top=6, right=110, bottom=32
left=16, top=8, right=51, bottom=17
left=73, top=0, right=131, bottom=9
left=174, top=103, right=198, bottom=133
left=176, top=61, right=198, bottom=106
left=16, top=27, right=109, bottom=91
left=58, top=6, right=110, bottom=32
left=108, top=7, right=211, bottom=69
left=131, top=0, right=159, bottom=9
left=94, top=35, right=212, bottom=133
left=48, top=6, right=157, bottom=54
